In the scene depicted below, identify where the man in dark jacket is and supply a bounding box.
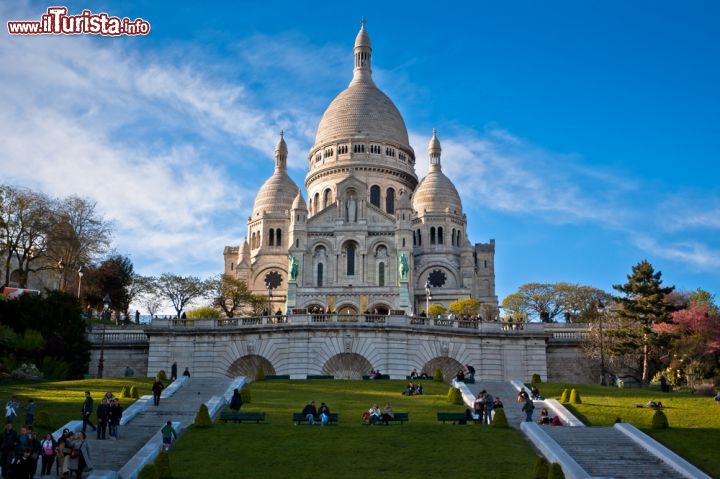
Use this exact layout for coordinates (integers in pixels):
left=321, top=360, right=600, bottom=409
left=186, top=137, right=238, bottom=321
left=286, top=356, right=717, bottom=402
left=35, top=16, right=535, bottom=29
left=1, top=423, right=18, bottom=479
left=229, top=389, right=243, bottom=412
left=152, top=378, right=165, bottom=406
left=302, top=401, right=317, bottom=425
left=171, top=362, right=178, bottom=381
left=81, top=391, right=96, bottom=433
left=96, top=398, right=109, bottom=440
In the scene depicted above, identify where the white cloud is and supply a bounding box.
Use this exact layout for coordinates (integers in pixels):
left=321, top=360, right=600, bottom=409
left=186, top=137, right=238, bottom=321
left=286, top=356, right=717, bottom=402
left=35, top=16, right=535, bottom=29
left=632, top=236, right=720, bottom=269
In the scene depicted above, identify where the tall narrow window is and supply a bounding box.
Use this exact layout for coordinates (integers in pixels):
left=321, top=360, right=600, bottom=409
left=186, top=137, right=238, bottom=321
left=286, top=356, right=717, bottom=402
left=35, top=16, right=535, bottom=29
left=314, top=193, right=320, bottom=213
left=251, top=232, right=256, bottom=248
left=317, top=263, right=324, bottom=287
left=386, top=188, right=395, bottom=214
left=413, top=231, right=416, bottom=246
left=438, top=227, right=444, bottom=244
left=323, top=189, right=331, bottom=208
left=430, top=227, right=436, bottom=245
left=346, top=243, right=356, bottom=276
left=451, top=229, right=456, bottom=246
left=370, top=185, right=381, bottom=207
left=269, top=229, right=274, bottom=246
left=418, top=230, right=422, bottom=246
left=276, top=229, right=282, bottom=247
left=378, top=262, right=385, bottom=287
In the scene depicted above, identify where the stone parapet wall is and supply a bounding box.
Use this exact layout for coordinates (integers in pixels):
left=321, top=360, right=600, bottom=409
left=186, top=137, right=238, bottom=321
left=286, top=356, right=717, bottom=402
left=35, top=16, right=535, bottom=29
left=89, top=344, right=149, bottom=378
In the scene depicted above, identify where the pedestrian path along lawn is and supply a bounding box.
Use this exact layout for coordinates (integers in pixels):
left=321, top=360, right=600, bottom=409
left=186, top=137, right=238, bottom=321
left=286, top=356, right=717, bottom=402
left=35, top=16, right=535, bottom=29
left=170, top=379, right=539, bottom=479
left=0, top=378, right=154, bottom=433
left=539, top=383, right=720, bottom=477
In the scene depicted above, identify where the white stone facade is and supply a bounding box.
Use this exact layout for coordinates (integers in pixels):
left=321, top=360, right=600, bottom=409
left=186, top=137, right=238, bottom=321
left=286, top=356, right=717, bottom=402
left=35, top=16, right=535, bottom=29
left=224, top=24, right=497, bottom=315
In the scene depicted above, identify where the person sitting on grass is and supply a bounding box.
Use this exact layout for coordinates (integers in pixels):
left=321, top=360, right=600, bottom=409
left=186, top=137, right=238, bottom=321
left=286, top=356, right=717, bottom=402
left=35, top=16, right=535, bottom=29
left=368, top=404, right=382, bottom=425
left=537, top=408, right=551, bottom=425
left=382, top=403, right=395, bottom=425
left=420, top=370, right=429, bottom=379
left=714, top=391, right=720, bottom=403
left=302, top=401, right=318, bottom=425
left=646, top=400, right=663, bottom=409
left=415, top=384, right=424, bottom=395
left=402, top=383, right=414, bottom=396
left=409, top=369, right=418, bottom=379
left=551, top=416, right=563, bottom=426
left=318, top=402, right=331, bottom=426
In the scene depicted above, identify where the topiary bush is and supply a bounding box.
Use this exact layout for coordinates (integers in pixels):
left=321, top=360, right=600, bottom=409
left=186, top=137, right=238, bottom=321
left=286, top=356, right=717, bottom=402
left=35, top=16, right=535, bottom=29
left=614, top=417, right=622, bottom=424
left=560, top=389, right=569, bottom=403
left=120, top=386, right=130, bottom=398
left=155, top=450, right=171, bottom=479
left=240, top=388, right=252, bottom=404
left=651, top=410, right=669, bottom=429
left=569, top=389, right=581, bottom=404
left=532, top=457, right=549, bottom=479
left=138, top=464, right=159, bottom=479
left=35, top=411, right=51, bottom=428
left=194, top=403, right=212, bottom=427
left=433, top=368, right=444, bottom=382
left=129, top=386, right=140, bottom=399
left=548, top=463, right=565, bottom=479
left=447, top=387, right=463, bottom=405
left=492, top=408, right=509, bottom=428
left=157, top=370, right=168, bottom=381
left=531, top=373, right=542, bottom=385
left=255, top=367, right=265, bottom=381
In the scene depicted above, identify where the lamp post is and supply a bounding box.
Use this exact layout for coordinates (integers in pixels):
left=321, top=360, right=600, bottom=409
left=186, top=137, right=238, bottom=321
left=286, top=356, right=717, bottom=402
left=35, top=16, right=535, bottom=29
left=57, top=258, right=64, bottom=292
left=596, top=300, right=607, bottom=386
left=266, top=284, right=272, bottom=318
left=77, top=266, right=84, bottom=299
left=98, top=293, right=111, bottom=378
left=424, top=280, right=431, bottom=317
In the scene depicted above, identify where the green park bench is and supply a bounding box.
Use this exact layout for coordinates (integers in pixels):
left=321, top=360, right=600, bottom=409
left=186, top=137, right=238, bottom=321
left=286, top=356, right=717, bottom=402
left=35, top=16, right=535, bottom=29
left=362, top=374, right=390, bottom=380
left=306, top=375, right=334, bottom=380
left=292, top=412, right=339, bottom=425
left=219, top=411, right=266, bottom=424
left=264, top=374, right=291, bottom=380
left=437, top=412, right=469, bottom=424
left=368, top=412, right=409, bottom=425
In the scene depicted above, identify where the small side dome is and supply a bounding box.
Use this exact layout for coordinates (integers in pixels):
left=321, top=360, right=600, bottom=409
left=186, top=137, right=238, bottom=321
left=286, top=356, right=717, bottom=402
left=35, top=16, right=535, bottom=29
left=412, top=130, right=463, bottom=215
left=291, top=191, right=307, bottom=211
left=251, top=133, right=300, bottom=217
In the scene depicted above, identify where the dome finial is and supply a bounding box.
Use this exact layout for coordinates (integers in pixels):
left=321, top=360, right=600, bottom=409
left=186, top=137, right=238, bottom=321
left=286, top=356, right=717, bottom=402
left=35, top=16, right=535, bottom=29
left=274, top=131, right=288, bottom=171
left=428, top=129, right=442, bottom=170
left=361, top=17, right=366, bottom=29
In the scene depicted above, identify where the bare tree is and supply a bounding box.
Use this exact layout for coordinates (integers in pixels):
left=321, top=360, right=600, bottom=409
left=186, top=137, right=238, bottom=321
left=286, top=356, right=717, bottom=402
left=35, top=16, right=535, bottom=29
left=155, top=273, right=209, bottom=318
left=208, top=274, right=255, bottom=317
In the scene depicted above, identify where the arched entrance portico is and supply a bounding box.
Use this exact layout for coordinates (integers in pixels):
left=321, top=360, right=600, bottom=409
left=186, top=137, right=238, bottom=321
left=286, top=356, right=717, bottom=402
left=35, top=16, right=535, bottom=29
left=322, top=353, right=373, bottom=379
left=227, top=355, right=276, bottom=379
left=422, top=357, right=463, bottom=383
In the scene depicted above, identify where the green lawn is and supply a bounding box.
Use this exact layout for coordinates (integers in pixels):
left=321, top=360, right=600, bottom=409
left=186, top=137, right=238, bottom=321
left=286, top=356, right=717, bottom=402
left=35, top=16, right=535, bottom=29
left=539, top=383, right=720, bottom=477
left=171, top=380, right=539, bottom=479
left=0, top=378, right=155, bottom=434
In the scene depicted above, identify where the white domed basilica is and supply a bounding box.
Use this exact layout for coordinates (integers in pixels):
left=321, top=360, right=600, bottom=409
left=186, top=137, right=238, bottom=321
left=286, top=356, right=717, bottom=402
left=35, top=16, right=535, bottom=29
left=223, top=23, right=497, bottom=316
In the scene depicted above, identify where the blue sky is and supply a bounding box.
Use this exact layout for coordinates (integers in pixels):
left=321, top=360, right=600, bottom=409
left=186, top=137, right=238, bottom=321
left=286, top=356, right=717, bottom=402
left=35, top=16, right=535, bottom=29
left=1, top=0, right=719, bottom=303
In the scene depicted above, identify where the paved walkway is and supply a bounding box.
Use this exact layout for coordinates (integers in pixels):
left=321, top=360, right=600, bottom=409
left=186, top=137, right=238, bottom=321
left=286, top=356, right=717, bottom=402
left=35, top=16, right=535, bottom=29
left=87, top=377, right=230, bottom=473
left=544, top=426, right=685, bottom=478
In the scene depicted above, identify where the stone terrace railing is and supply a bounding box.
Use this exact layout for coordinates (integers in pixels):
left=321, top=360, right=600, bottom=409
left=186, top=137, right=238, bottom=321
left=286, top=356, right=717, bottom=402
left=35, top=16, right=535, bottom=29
left=87, top=329, right=149, bottom=345
left=544, top=323, right=591, bottom=342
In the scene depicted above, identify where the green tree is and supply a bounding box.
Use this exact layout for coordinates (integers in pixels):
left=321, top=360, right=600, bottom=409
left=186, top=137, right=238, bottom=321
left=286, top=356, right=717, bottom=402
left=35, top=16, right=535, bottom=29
left=428, top=303, right=446, bottom=319
left=208, top=274, right=254, bottom=317
left=186, top=306, right=221, bottom=319
left=156, top=274, right=209, bottom=318
left=613, top=260, right=676, bottom=383
left=82, top=254, right=135, bottom=318
left=502, top=282, right=610, bottom=323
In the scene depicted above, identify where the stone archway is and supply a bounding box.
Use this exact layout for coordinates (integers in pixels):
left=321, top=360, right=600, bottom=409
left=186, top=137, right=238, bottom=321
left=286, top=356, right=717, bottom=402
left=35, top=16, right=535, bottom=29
left=370, top=303, right=390, bottom=315
left=422, top=357, right=464, bottom=383
left=322, top=353, right=372, bottom=379
left=227, top=355, right=276, bottom=379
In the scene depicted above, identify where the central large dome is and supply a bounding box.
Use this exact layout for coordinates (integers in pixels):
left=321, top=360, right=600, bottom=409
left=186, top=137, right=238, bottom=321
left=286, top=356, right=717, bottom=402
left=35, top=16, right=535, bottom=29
left=314, top=81, right=410, bottom=148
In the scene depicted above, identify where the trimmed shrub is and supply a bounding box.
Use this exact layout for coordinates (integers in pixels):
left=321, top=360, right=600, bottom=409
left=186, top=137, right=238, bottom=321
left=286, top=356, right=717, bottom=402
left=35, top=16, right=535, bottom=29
left=492, top=408, right=509, bottom=428
left=155, top=450, right=171, bottom=479
left=255, top=367, right=265, bottom=381
left=240, top=388, right=251, bottom=404
left=531, top=373, right=542, bottom=385
left=532, top=457, right=549, bottom=479
left=560, top=389, right=569, bottom=403
left=129, top=386, right=140, bottom=399
left=614, top=417, right=622, bottom=424
left=119, top=386, right=130, bottom=398
left=651, top=410, right=669, bottom=429
left=157, top=370, right=168, bottom=381
left=548, top=463, right=565, bottom=479
left=138, top=464, right=159, bottom=479
left=433, top=368, right=444, bottom=382
left=194, top=403, right=212, bottom=427
left=447, top=387, right=463, bottom=405
left=35, top=411, right=51, bottom=428
left=569, top=389, right=582, bottom=404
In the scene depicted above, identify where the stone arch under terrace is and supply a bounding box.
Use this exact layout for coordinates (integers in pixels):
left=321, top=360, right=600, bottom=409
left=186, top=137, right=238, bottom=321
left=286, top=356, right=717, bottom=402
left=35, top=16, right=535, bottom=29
left=321, top=353, right=373, bottom=379
left=227, top=354, right=276, bottom=379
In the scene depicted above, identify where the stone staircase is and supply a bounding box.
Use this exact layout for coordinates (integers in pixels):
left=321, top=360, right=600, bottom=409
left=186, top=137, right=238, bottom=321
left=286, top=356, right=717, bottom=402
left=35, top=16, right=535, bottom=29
left=544, top=426, right=686, bottom=479
left=87, top=377, right=230, bottom=473
left=466, top=380, right=527, bottom=427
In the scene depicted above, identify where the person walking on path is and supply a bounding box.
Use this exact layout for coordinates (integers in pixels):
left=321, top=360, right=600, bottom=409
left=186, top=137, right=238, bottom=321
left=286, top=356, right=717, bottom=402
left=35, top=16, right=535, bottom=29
left=229, top=389, right=243, bottom=412
left=522, top=396, right=535, bottom=422
left=1, top=423, right=18, bottom=479
left=107, top=399, right=122, bottom=440
left=81, top=392, right=96, bottom=433
left=67, top=431, right=92, bottom=478
left=24, top=400, right=35, bottom=427
left=161, top=421, right=177, bottom=451
left=152, top=377, right=165, bottom=406
left=40, top=433, right=55, bottom=476
left=171, top=362, right=178, bottom=381
left=483, top=392, right=494, bottom=425
left=96, top=398, right=109, bottom=440
left=182, top=367, right=190, bottom=378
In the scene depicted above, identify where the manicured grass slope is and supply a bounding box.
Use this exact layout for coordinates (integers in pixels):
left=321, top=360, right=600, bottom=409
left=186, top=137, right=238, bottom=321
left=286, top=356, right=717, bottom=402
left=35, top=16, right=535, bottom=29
left=0, top=378, right=155, bottom=434
left=540, top=383, right=720, bottom=477
left=171, top=380, right=538, bottom=479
